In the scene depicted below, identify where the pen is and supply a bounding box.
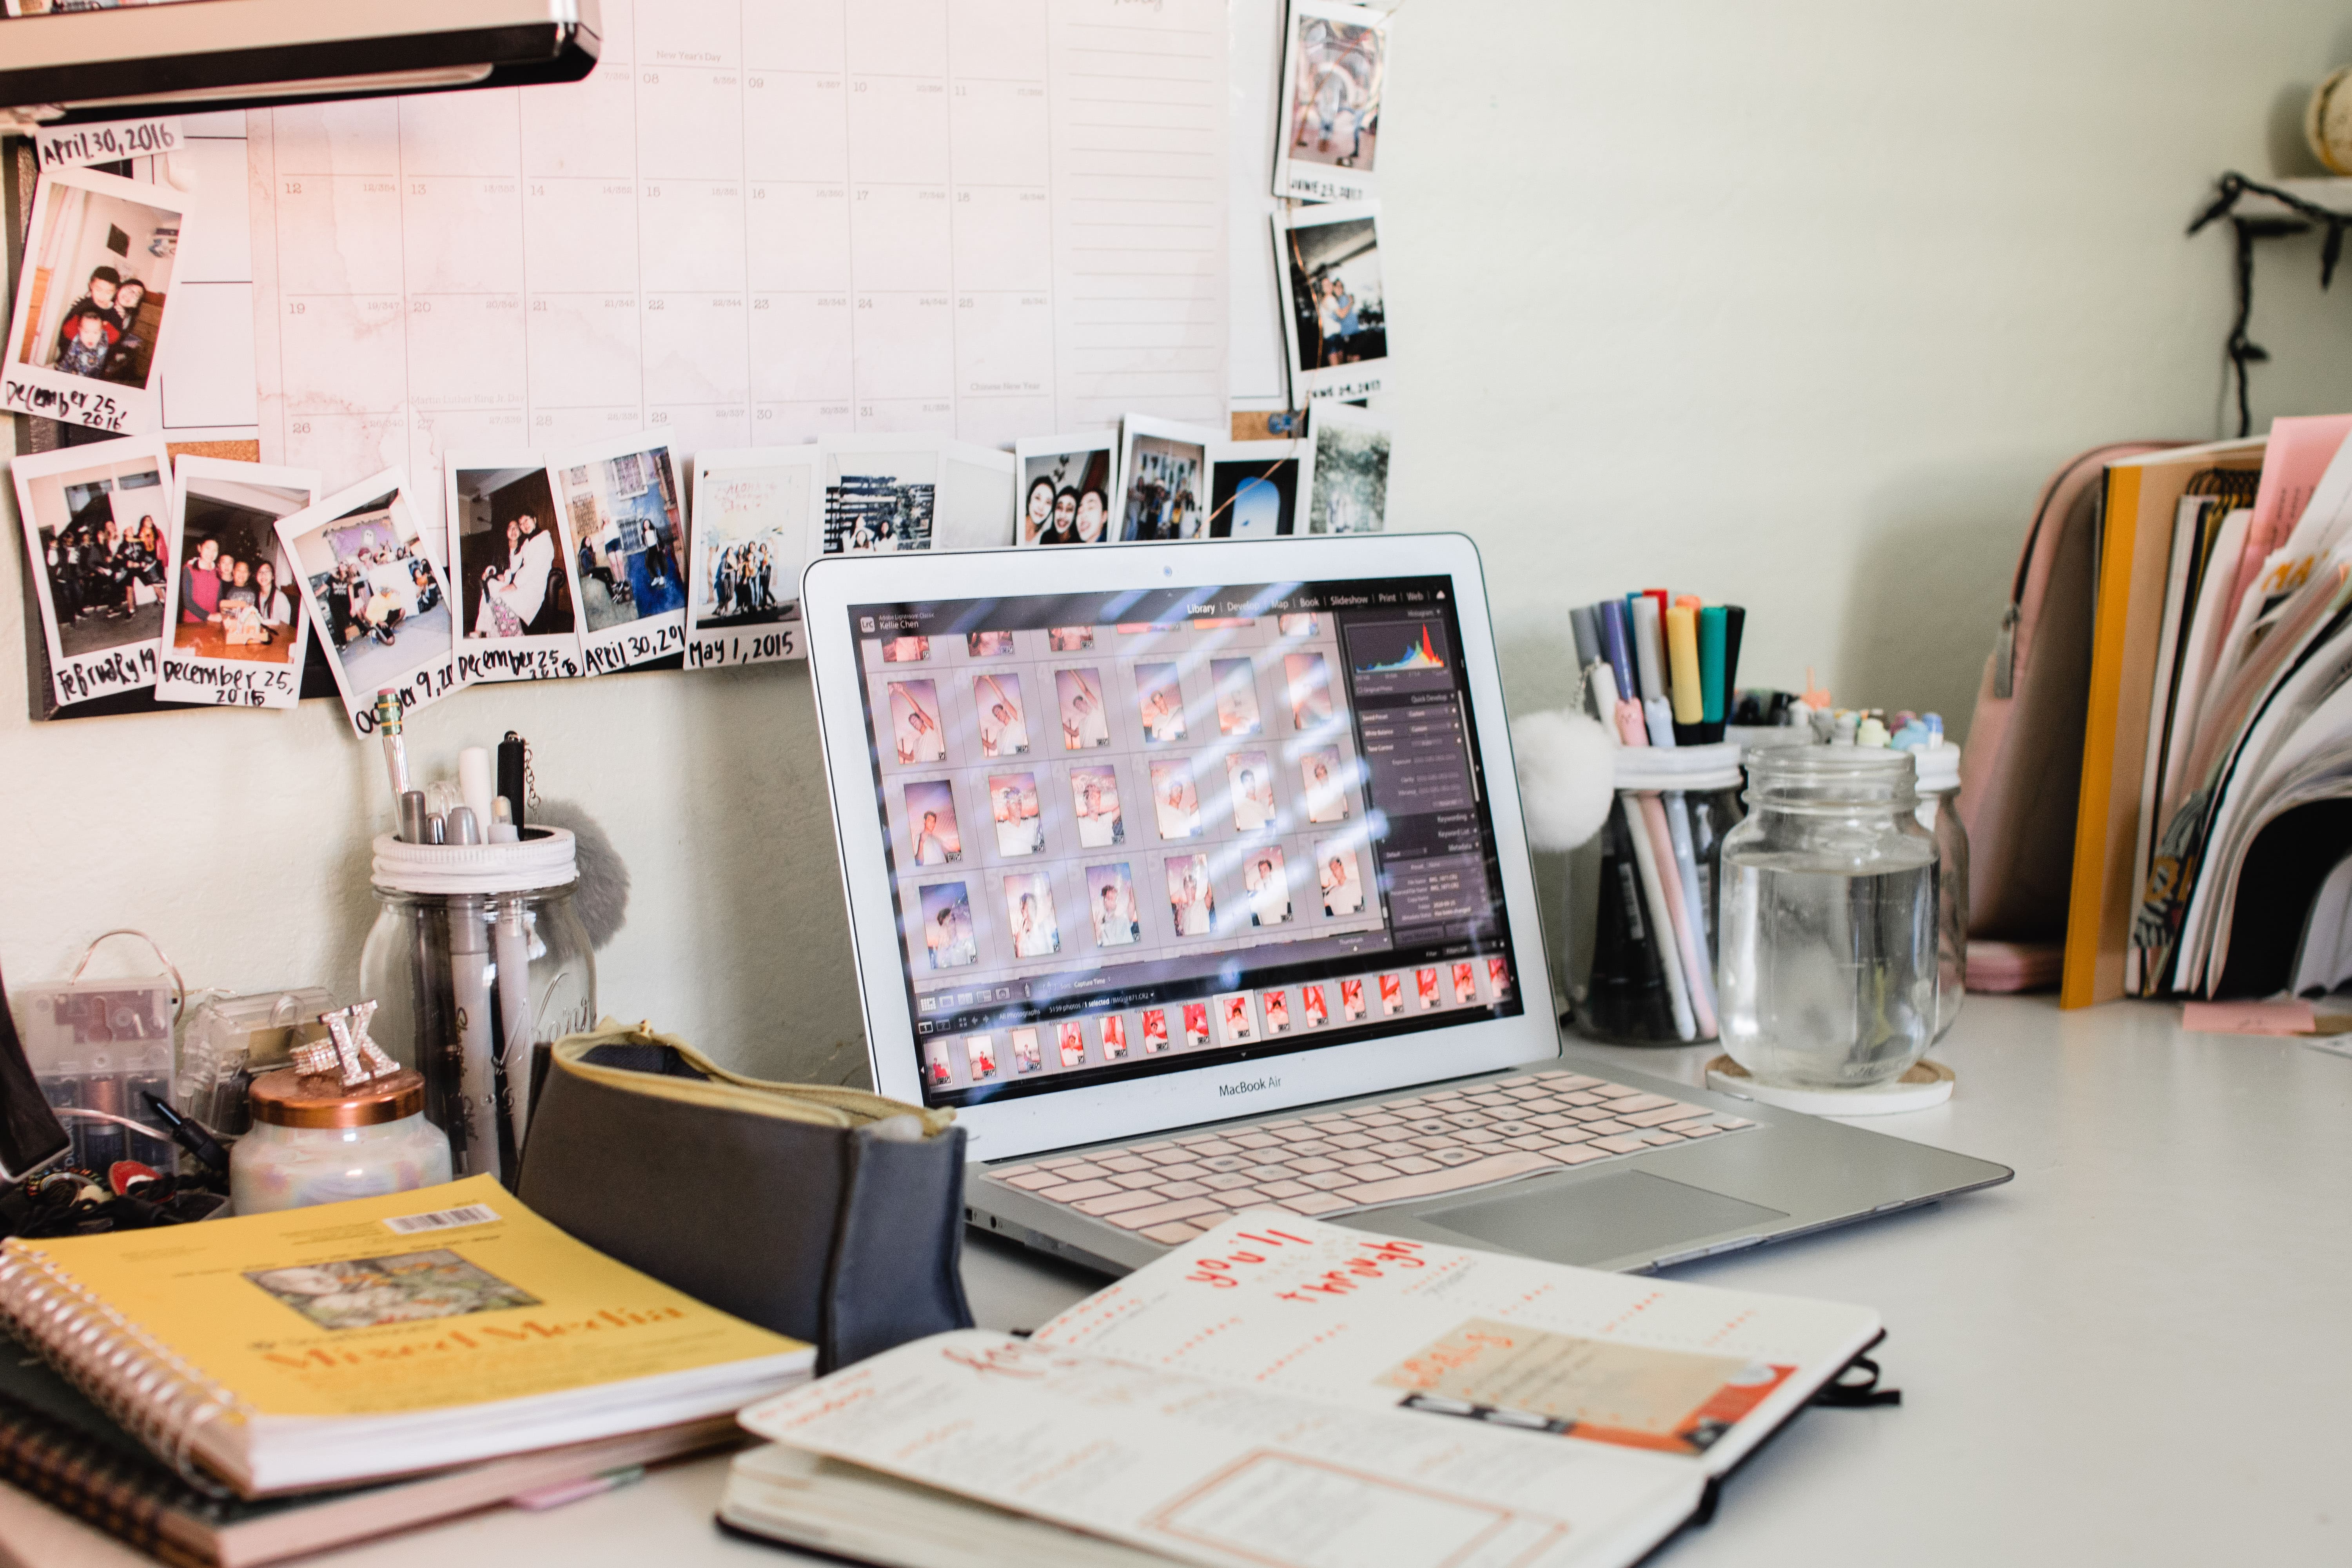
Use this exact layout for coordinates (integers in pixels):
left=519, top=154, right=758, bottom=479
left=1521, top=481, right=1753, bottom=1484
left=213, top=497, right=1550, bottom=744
left=373, top=690, right=411, bottom=835
left=1592, top=662, right=1695, bottom=1041
left=458, top=747, right=494, bottom=834
left=1629, top=597, right=1674, bottom=748
left=138, top=1091, right=228, bottom=1176
left=497, top=731, right=528, bottom=833
left=1599, top=599, right=1638, bottom=704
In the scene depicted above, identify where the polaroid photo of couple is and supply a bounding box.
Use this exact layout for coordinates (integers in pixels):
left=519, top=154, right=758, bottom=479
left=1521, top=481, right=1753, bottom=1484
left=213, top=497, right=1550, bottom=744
left=889, top=678, right=947, bottom=764
left=276, top=468, right=462, bottom=736
left=1071, top=765, right=1124, bottom=848
left=1151, top=760, right=1201, bottom=840
left=13, top=436, right=174, bottom=707
left=1136, top=662, right=1188, bottom=744
left=1273, top=201, right=1388, bottom=404
left=1014, top=434, right=1115, bottom=546
left=1116, top=416, right=1220, bottom=541
left=159, top=457, right=320, bottom=709
left=990, top=772, right=1045, bottom=857
left=918, top=882, right=978, bottom=971
left=1004, top=871, right=1061, bottom=959
left=2, top=166, right=192, bottom=435
left=822, top=436, right=1014, bottom=556
left=1088, top=862, right=1141, bottom=948
left=1274, top=0, right=1387, bottom=204
left=1319, top=840, right=1367, bottom=917
left=686, top=444, right=814, bottom=669
left=1057, top=667, right=1110, bottom=750
left=552, top=433, right=688, bottom=672
left=975, top=672, right=1030, bottom=758
left=446, top=454, right=583, bottom=684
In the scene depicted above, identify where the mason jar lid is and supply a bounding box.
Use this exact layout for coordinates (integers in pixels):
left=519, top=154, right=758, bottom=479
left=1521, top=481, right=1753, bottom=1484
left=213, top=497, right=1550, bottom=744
left=1613, top=741, right=1743, bottom=793
left=249, top=1065, right=426, bottom=1128
left=1748, top=745, right=1918, bottom=807
left=372, top=828, right=577, bottom=895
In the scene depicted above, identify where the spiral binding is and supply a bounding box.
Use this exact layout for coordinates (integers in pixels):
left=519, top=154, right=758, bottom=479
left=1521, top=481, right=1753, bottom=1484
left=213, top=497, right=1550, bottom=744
left=0, top=1243, right=248, bottom=1498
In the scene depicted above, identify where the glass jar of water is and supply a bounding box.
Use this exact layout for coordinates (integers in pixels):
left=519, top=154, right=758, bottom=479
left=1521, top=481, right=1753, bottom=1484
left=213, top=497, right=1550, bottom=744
left=1718, top=748, right=1940, bottom=1089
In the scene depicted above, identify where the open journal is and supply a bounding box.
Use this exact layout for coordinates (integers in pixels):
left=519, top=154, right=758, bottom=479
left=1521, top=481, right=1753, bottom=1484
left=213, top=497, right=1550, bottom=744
left=727, top=1212, right=1884, bottom=1568
left=0, top=1176, right=811, bottom=1497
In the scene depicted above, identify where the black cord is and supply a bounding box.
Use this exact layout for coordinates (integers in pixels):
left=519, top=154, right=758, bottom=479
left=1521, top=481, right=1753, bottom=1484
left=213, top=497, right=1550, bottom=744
left=2188, top=172, right=2345, bottom=437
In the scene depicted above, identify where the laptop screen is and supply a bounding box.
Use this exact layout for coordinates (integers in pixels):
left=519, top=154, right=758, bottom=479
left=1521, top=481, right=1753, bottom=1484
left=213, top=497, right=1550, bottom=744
left=845, top=574, right=1525, bottom=1107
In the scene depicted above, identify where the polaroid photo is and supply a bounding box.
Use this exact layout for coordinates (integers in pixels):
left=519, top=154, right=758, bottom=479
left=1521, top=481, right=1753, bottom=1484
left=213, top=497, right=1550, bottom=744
left=1303, top=746, right=1350, bottom=823
left=1014, top=433, right=1116, bottom=546
left=1320, top=841, right=1366, bottom=917
left=158, top=457, right=319, bottom=709
left=923, top=1037, right=952, bottom=1088
left=1056, top=666, right=1111, bottom=749
left=1182, top=1002, right=1210, bottom=1050
left=1212, top=657, right=1263, bottom=736
left=1100, top=1013, right=1129, bottom=1060
left=1071, top=765, right=1125, bottom=848
left=1304, top=401, right=1391, bottom=533
left=918, top=882, right=978, bottom=971
left=1142, top=1007, right=1171, bottom=1053
left=1300, top=983, right=1329, bottom=1029
left=12, top=436, right=172, bottom=706
left=967, top=630, right=1016, bottom=658
left=1215, top=991, right=1258, bottom=1047
left=989, top=772, right=1045, bottom=857
left=276, top=468, right=462, bottom=736
left=888, top=678, right=948, bottom=764
left=1453, top=961, right=1478, bottom=1005
left=1057, top=1020, right=1087, bottom=1069
left=1, top=166, right=191, bottom=434
left=881, top=634, right=931, bottom=664
left=1416, top=967, right=1441, bottom=1009
left=965, top=1034, right=999, bottom=1082
left=1165, top=853, right=1216, bottom=937
left=820, top=436, right=1014, bottom=555
left=1136, top=661, right=1189, bottom=744
left=1487, top=956, right=1512, bottom=997
left=1115, top=416, right=1221, bottom=541
left=973, top=671, right=1031, bottom=759
left=1261, top=989, right=1292, bottom=1035
left=550, top=433, right=688, bottom=672
left=1227, top=751, right=1276, bottom=832
left=445, top=454, right=584, bottom=684
left=1378, top=972, right=1403, bottom=1016
left=1272, top=201, right=1388, bottom=403
left=1285, top=651, right=1337, bottom=731
left=1243, top=846, right=1292, bottom=927
left=686, top=444, right=815, bottom=669
left=1087, top=861, right=1140, bottom=948
left=1012, top=1028, right=1043, bottom=1074
left=1341, top=977, right=1367, bottom=1022
left=1004, top=871, right=1061, bottom=959
left=1274, top=0, right=1388, bottom=203
left=1207, top=440, right=1302, bottom=537
left=903, top=779, right=962, bottom=867
left=1150, top=760, right=1201, bottom=840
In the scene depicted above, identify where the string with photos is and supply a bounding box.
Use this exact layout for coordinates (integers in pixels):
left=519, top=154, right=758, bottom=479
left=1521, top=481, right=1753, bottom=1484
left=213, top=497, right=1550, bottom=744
left=2188, top=171, right=2352, bottom=437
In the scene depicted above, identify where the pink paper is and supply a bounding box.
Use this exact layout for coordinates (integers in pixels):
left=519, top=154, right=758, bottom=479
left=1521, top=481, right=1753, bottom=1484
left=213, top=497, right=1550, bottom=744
left=2222, top=415, right=2352, bottom=626
left=2181, top=999, right=2316, bottom=1036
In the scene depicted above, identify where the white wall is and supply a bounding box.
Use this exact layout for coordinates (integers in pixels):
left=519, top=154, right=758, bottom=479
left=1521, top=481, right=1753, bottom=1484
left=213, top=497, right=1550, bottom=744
left=7, top=0, right=2352, bottom=1082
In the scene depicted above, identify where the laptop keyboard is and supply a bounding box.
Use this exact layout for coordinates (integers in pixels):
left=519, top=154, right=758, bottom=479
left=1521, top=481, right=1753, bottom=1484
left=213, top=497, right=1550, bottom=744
left=980, top=1068, right=1755, bottom=1247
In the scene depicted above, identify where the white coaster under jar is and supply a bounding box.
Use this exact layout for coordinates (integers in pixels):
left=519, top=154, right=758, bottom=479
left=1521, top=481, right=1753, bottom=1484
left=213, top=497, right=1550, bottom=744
left=1704, top=1054, right=1954, bottom=1115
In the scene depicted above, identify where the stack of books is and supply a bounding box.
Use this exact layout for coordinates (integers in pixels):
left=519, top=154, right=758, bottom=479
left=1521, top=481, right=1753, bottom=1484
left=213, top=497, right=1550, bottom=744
left=2064, top=414, right=2352, bottom=1002
left=0, top=1176, right=810, bottom=1564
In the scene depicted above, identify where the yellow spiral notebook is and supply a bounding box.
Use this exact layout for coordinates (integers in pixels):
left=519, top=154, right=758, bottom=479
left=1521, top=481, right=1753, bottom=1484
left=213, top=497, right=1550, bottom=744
left=0, top=1176, right=811, bottom=1497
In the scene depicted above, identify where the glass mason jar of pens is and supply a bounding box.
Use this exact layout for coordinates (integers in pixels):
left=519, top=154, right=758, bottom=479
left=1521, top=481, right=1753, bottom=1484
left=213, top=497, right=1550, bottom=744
left=1580, top=744, right=1745, bottom=1045
left=357, top=831, right=595, bottom=1185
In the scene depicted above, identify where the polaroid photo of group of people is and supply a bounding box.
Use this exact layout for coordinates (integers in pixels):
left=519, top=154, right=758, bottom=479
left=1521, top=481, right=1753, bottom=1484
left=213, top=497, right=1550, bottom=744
left=1, top=165, right=190, bottom=435
left=11, top=439, right=320, bottom=711
left=920, top=953, right=1515, bottom=1092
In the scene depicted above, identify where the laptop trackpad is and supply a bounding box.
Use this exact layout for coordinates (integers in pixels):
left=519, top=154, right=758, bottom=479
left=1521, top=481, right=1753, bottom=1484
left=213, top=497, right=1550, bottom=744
left=1410, top=1172, right=1789, bottom=1267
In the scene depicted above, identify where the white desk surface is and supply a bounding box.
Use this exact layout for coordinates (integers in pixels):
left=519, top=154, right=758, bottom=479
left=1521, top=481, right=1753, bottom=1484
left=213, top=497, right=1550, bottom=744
left=4, top=995, right=2347, bottom=1568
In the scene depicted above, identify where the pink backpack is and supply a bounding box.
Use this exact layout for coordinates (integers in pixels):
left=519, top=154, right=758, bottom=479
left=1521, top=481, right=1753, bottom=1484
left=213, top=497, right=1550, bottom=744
left=1958, top=441, right=2183, bottom=990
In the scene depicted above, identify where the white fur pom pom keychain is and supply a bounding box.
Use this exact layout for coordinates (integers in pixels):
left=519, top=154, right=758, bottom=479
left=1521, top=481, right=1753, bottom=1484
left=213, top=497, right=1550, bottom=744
left=1510, top=708, right=1617, bottom=853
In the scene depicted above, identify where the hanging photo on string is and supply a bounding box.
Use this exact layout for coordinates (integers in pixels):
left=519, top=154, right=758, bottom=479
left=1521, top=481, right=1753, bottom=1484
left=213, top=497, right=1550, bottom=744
left=445, top=454, right=586, bottom=684
left=275, top=468, right=464, bottom=735
left=1013, top=433, right=1116, bottom=546
left=1207, top=439, right=1302, bottom=536
left=687, top=443, right=815, bottom=668
left=11, top=436, right=172, bottom=706
left=1272, top=200, right=1389, bottom=403
left=1273, top=0, right=1389, bottom=204
left=158, top=456, right=320, bottom=709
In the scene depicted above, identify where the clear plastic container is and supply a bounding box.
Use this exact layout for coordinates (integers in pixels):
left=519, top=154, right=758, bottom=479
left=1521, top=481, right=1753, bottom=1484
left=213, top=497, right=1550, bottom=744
left=1577, top=743, right=1744, bottom=1045
left=357, top=830, right=595, bottom=1186
left=1718, top=748, right=1940, bottom=1089
left=1909, top=742, right=1967, bottom=1041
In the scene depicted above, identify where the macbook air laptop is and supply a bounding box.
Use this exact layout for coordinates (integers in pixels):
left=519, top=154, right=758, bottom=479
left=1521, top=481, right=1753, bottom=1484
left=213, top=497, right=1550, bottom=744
left=802, top=532, right=2009, bottom=1278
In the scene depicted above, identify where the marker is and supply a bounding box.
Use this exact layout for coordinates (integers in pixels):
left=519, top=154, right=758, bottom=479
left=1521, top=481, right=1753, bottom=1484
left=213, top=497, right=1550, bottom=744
left=458, top=747, right=494, bottom=834
left=1666, top=605, right=1703, bottom=726
left=373, top=690, right=411, bottom=833
left=1698, top=606, right=1728, bottom=727
left=138, top=1092, right=228, bottom=1176
left=1598, top=599, right=1638, bottom=706
left=497, top=732, right=528, bottom=833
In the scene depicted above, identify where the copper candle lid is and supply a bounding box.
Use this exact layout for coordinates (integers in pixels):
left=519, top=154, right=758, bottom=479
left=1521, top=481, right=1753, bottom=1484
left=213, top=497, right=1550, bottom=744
left=249, top=1065, right=425, bottom=1129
